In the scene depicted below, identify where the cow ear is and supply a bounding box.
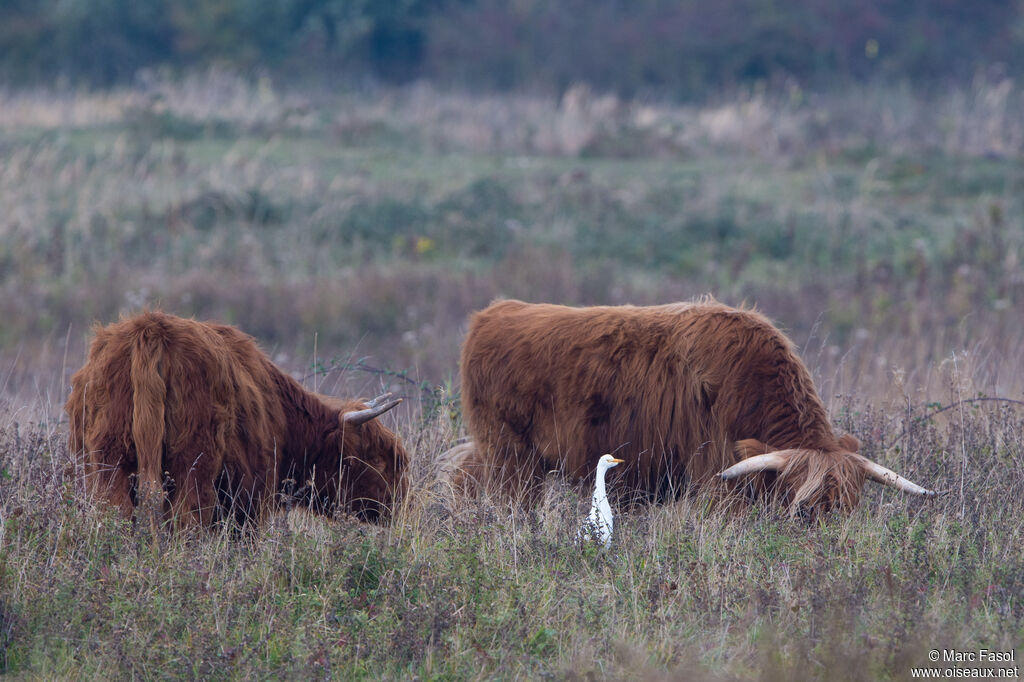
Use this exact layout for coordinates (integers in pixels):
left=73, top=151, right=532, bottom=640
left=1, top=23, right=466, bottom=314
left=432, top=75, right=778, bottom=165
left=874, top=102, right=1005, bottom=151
left=735, top=439, right=771, bottom=459
left=838, top=434, right=860, bottom=452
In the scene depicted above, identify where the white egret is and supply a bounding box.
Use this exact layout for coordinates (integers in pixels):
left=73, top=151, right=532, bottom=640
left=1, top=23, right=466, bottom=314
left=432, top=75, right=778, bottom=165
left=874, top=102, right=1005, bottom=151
left=577, top=454, right=624, bottom=550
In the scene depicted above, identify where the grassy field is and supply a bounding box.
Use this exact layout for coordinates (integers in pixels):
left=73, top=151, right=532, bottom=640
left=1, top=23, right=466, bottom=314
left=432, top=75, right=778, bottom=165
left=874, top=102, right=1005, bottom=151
left=1, top=72, right=1023, bottom=679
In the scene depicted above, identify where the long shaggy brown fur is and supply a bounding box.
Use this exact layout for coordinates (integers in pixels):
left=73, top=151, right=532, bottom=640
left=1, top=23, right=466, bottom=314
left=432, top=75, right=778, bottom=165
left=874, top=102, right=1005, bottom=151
left=457, top=298, right=872, bottom=515
left=65, top=311, right=408, bottom=528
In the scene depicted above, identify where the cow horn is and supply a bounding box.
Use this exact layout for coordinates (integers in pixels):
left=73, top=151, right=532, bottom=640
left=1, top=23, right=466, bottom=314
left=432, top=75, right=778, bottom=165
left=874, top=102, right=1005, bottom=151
left=718, top=451, right=790, bottom=479
left=860, top=458, right=943, bottom=497
left=365, top=392, right=393, bottom=409
left=344, top=398, right=402, bottom=425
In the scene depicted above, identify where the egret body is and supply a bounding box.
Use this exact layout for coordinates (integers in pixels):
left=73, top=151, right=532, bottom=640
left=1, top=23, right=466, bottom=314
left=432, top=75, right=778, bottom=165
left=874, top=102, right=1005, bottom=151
left=578, top=454, right=624, bottom=550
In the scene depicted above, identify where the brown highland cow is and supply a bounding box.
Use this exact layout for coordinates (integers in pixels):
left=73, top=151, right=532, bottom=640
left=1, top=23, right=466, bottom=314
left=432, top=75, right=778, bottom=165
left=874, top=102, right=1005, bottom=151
left=456, top=299, right=939, bottom=516
left=66, top=311, right=407, bottom=528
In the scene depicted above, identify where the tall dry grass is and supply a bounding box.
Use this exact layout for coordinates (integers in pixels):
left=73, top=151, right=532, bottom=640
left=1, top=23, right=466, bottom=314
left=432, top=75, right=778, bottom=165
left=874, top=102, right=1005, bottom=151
left=1, top=356, right=1022, bottom=678
left=1, top=73, right=1023, bottom=677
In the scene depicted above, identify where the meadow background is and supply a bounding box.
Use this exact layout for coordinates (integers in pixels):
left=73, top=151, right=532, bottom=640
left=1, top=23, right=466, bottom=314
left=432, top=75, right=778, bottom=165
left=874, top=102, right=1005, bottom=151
left=2, top=2, right=1024, bottom=679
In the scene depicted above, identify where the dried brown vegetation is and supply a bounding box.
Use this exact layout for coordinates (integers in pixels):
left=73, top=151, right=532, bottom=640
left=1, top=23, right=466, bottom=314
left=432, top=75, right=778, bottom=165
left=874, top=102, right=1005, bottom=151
left=0, top=76, right=1022, bottom=678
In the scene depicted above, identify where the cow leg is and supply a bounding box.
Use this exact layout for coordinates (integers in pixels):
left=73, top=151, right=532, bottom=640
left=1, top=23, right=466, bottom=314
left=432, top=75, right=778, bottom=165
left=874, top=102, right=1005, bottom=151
left=84, top=454, right=136, bottom=518
left=165, top=449, right=220, bottom=529
left=494, top=446, right=549, bottom=503
left=217, top=467, right=269, bottom=527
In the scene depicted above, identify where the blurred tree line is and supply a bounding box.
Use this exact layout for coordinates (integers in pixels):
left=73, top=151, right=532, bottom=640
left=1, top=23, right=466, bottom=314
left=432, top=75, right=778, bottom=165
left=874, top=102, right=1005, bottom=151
left=1, top=0, right=1021, bottom=95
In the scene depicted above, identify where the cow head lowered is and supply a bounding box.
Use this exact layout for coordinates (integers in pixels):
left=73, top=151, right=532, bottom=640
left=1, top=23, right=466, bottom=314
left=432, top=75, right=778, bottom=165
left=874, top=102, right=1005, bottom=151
left=313, top=394, right=410, bottom=522
left=457, top=298, right=939, bottom=517
left=723, top=434, right=940, bottom=517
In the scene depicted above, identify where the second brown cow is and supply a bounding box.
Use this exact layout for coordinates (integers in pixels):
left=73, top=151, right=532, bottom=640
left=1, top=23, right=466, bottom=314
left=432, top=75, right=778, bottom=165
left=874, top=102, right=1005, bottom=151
left=456, top=299, right=939, bottom=516
left=66, top=312, right=407, bottom=529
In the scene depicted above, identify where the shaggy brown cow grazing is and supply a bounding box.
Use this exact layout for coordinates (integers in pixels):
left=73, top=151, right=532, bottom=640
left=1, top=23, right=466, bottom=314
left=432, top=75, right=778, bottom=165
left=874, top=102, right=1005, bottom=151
left=66, top=312, right=407, bottom=528
left=456, top=299, right=938, bottom=516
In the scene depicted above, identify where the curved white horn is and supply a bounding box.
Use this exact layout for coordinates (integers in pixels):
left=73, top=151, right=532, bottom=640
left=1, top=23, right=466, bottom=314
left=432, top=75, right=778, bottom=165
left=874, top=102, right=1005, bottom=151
left=365, top=392, right=393, bottom=409
left=719, top=451, right=790, bottom=480
left=861, top=458, right=943, bottom=497
left=344, top=398, right=402, bottom=426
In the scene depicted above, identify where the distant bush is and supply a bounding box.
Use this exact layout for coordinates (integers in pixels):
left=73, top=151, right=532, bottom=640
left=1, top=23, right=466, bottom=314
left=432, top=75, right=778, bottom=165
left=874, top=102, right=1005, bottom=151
left=0, top=0, right=1022, bottom=95
left=426, top=0, right=1024, bottom=96
left=0, top=0, right=450, bottom=85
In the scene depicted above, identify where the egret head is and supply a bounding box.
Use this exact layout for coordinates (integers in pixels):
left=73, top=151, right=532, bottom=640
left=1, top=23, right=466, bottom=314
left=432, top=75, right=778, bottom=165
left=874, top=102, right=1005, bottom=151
left=597, top=454, right=624, bottom=473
